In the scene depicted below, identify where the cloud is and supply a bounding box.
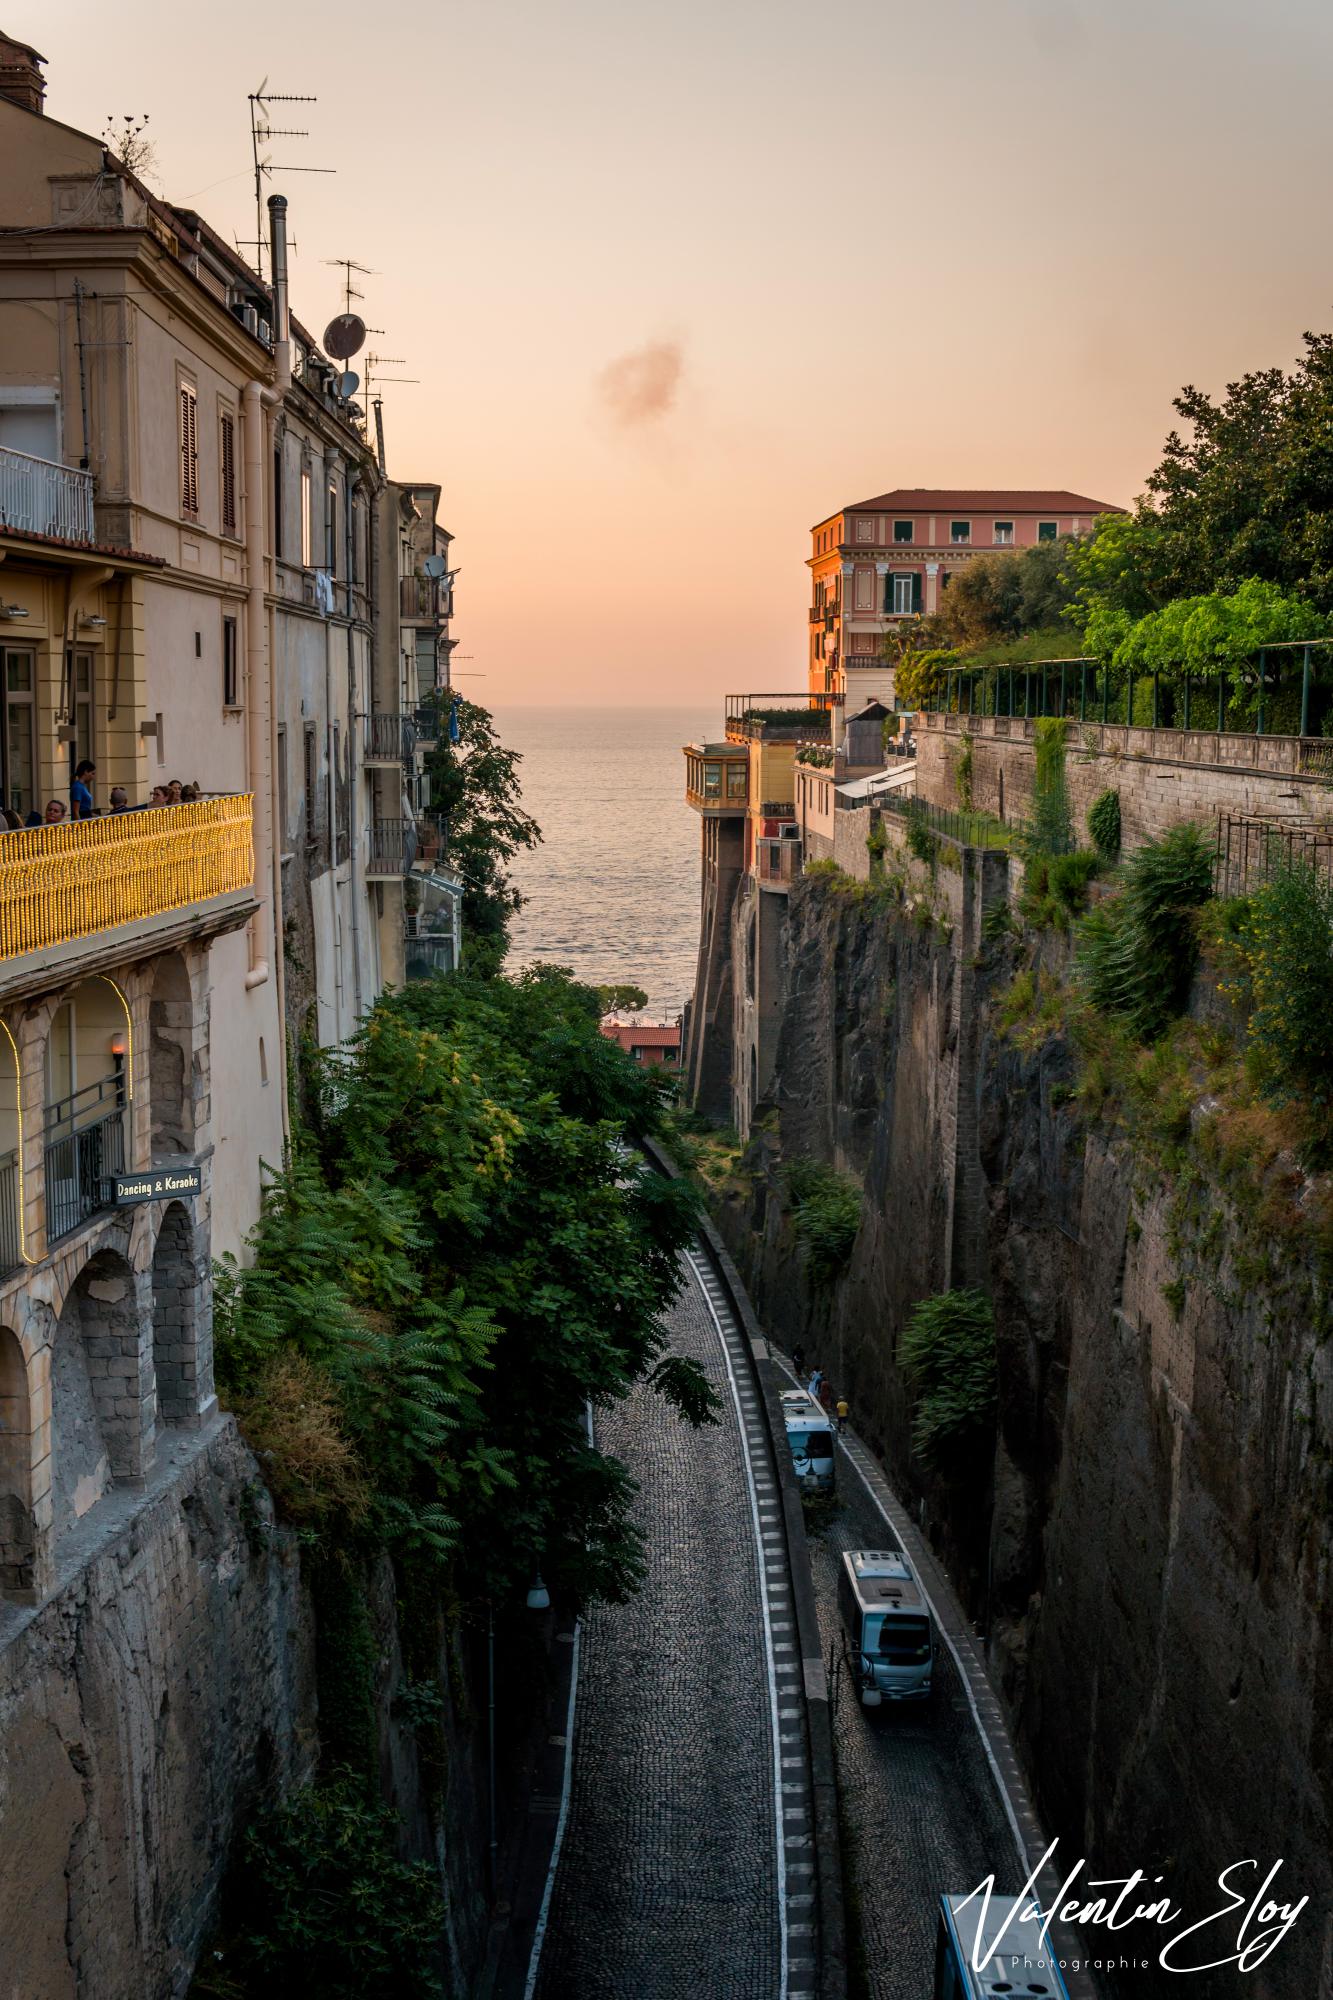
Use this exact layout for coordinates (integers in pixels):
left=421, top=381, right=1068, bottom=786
left=596, top=339, right=683, bottom=427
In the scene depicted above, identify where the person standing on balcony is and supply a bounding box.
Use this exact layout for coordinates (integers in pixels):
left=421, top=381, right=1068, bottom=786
left=70, top=759, right=95, bottom=819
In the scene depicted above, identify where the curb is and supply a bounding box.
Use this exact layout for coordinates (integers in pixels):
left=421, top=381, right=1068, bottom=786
left=645, top=1137, right=848, bottom=2000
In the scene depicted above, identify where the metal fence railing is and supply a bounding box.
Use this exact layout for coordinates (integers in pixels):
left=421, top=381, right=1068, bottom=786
left=0, top=445, right=95, bottom=542
left=877, top=789, right=1015, bottom=852
left=43, top=1077, right=126, bottom=1243
left=0, top=795, right=253, bottom=961
left=1214, top=812, right=1333, bottom=898
left=363, top=712, right=414, bottom=763
left=0, top=1148, right=19, bottom=1273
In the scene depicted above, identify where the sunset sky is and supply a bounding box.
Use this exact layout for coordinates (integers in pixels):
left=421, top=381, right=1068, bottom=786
left=36, top=0, right=1333, bottom=706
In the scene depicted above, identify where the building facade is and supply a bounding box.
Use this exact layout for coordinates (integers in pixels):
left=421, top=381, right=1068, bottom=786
left=808, top=488, right=1121, bottom=709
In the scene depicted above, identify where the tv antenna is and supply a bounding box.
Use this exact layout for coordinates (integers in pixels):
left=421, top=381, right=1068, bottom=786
left=324, top=258, right=378, bottom=315
left=244, top=82, right=334, bottom=278
left=364, top=353, right=419, bottom=397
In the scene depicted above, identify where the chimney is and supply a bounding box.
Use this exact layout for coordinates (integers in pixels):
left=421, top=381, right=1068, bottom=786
left=0, top=30, right=46, bottom=114
left=266, top=192, right=291, bottom=391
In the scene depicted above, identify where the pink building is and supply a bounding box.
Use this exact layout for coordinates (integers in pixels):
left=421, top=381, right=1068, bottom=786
left=809, top=488, right=1123, bottom=708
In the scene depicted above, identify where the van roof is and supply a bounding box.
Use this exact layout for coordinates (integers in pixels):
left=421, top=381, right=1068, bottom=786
left=780, top=1389, right=831, bottom=1429
left=842, top=1549, right=925, bottom=1611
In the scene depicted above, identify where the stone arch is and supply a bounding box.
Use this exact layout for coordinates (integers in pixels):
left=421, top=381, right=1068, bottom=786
left=0, top=1325, right=33, bottom=1594
left=152, top=1201, right=201, bottom=1426
left=52, top=1248, right=150, bottom=1541
left=149, top=952, right=193, bottom=1158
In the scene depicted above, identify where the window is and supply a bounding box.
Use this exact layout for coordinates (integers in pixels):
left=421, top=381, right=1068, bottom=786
left=993, top=521, right=1013, bottom=545
left=220, top=410, right=237, bottom=536
left=178, top=381, right=199, bottom=515
left=276, top=726, right=288, bottom=845
left=0, top=397, right=58, bottom=460
left=950, top=520, right=970, bottom=543
left=326, top=481, right=338, bottom=574
left=71, top=651, right=94, bottom=777
left=222, top=615, right=239, bottom=707
left=1038, top=520, right=1058, bottom=541
left=726, top=762, right=747, bottom=801
left=890, top=573, right=921, bottom=615
left=300, top=468, right=312, bottom=568
left=894, top=520, right=914, bottom=543
left=703, top=761, right=721, bottom=799
left=272, top=445, right=285, bottom=559
left=3, top=648, right=36, bottom=815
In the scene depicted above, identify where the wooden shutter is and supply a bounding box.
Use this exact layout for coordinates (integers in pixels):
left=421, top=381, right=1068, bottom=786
left=179, top=383, right=198, bottom=513
left=912, top=572, right=923, bottom=613
left=220, top=411, right=237, bottom=535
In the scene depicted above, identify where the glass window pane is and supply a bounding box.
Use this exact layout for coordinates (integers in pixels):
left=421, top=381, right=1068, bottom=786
left=5, top=650, right=31, bottom=693
left=6, top=701, right=33, bottom=814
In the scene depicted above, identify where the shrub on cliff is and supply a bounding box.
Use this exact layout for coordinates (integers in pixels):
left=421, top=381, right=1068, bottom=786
left=1227, top=856, right=1333, bottom=1127
left=1025, top=717, right=1074, bottom=857
left=1087, top=788, right=1121, bottom=858
left=1077, top=822, right=1214, bottom=1041
left=899, top=1290, right=996, bottom=1463
left=784, top=1158, right=862, bottom=1287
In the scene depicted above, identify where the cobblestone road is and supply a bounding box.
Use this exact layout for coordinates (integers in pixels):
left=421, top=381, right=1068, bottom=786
left=807, top=1477, right=1020, bottom=2000
left=534, top=1266, right=781, bottom=2000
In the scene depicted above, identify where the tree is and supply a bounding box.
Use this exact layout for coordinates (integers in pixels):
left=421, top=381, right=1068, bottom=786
left=1107, top=578, right=1323, bottom=714
left=419, top=699, right=541, bottom=967
left=596, top=983, right=649, bottom=1015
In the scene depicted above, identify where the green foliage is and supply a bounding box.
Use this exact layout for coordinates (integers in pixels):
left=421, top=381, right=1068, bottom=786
left=419, top=699, right=541, bottom=961
left=905, top=800, right=938, bottom=865
left=1022, top=849, right=1101, bottom=930
left=891, top=642, right=958, bottom=712
left=784, top=1158, right=862, bottom=1287
left=595, top=982, right=649, bottom=1014
left=954, top=733, right=974, bottom=812
left=1076, top=823, right=1214, bottom=1041
left=218, top=964, right=718, bottom=1610
left=898, top=1290, right=996, bottom=1463
left=1087, top=788, right=1122, bottom=858
left=798, top=745, right=834, bottom=768
left=194, top=1778, right=445, bottom=2000
left=1105, top=580, right=1323, bottom=716
left=882, top=714, right=901, bottom=742
left=937, top=537, right=1080, bottom=645
left=1026, top=717, right=1073, bottom=857
left=1228, top=857, right=1333, bottom=1123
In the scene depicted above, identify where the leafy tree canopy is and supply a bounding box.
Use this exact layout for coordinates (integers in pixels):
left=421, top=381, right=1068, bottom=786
left=596, top=983, right=650, bottom=1014
left=217, top=964, right=717, bottom=1608
left=420, top=698, right=541, bottom=966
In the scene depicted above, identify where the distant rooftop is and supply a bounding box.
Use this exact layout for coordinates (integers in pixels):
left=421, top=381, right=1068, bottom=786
left=815, top=488, right=1123, bottom=528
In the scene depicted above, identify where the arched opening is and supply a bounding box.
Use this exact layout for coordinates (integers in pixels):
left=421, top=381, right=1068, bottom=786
left=152, top=1201, right=197, bottom=1426
left=149, top=953, right=193, bottom=1159
left=44, top=978, right=129, bottom=1243
left=52, top=1249, right=147, bottom=1540
left=0, top=1326, right=33, bottom=1594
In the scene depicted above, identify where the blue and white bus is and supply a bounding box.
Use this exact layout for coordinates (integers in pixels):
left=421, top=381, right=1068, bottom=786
left=934, top=1893, right=1072, bottom=2000
left=779, top=1388, right=836, bottom=1492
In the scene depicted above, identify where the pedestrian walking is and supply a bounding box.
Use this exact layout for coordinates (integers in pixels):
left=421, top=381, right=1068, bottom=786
left=70, top=759, right=96, bottom=819
left=836, top=1396, right=849, bottom=1436
left=807, top=1366, right=823, bottom=1400
left=792, top=1344, right=806, bottom=1379
left=818, top=1378, right=834, bottom=1415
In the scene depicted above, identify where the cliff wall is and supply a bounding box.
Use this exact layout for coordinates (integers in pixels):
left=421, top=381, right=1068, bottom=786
left=713, top=860, right=1333, bottom=1998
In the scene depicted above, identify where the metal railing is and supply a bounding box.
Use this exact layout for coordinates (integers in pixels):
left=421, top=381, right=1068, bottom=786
left=399, top=575, right=443, bottom=621
left=43, top=1076, right=126, bottom=1243
left=0, top=1148, right=19, bottom=1273
left=363, top=711, right=415, bottom=763
left=367, top=813, right=447, bottom=878
left=0, top=445, right=95, bottom=543
left=1214, top=812, right=1333, bottom=898
left=412, top=705, right=441, bottom=747
left=878, top=789, right=1015, bottom=852
left=760, top=800, right=795, bottom=818
left=725, top=693, right=841, bottom=741
left=0, top=795, right=253, bottom=961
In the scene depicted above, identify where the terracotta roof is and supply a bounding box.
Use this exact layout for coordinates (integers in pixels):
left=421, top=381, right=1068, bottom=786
left=600, top=1022, right=681, bottom=1046
left=832, top=488, right=1123, bottom=520
left=0, top=521, right=166, bottom=565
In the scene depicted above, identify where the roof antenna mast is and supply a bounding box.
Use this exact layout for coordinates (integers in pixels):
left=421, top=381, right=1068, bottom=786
left=244, top=80, right=333, bottom=277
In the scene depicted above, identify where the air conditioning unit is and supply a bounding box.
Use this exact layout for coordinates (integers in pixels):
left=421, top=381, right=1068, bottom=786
left=257, top=318, right=272, bottom=347
left=241, top=304, right=259, bottom=337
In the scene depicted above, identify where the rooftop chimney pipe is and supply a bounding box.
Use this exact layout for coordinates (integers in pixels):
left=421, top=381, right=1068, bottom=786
left=266, top=193, right=291, bottom=391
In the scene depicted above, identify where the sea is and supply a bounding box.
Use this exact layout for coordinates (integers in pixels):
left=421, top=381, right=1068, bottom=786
left=493, top=705, right=716, bottom=1020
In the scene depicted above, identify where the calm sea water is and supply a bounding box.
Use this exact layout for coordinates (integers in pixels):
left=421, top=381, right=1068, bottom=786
left=494, top=706, right=716, bottom=1019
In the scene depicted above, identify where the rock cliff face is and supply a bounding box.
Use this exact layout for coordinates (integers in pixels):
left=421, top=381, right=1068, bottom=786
left=714, top=870, right=1333, bottom=1999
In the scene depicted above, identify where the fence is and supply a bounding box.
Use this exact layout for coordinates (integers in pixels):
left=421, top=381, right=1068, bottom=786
left=878, top=789, right=1015, bottom=853
left=1214, top=812, right=1333, bottom=898
left=0, top=1149, right=18, bottom=1273
left=43, top=1078, right=126, bottom=1243
left=0, top=795, right=254, bottom=961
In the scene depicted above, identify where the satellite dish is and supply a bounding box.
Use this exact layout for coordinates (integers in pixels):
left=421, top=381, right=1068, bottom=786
left=422, top=554, right=447, bottom=579
left=323, top=312, right=366, bottom=360
left=338, top=370, right=360, bottom=398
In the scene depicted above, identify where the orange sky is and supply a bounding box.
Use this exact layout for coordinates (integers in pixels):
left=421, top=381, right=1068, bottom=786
left=33, top=0, right=1333, bottom=705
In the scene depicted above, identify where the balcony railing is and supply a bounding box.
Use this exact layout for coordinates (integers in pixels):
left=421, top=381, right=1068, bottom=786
left=366, top=813, right=448, bottom=879
left=0, top=796, right=254, bottom=963
left=0, top=1148, right=19, bottom=1274
left=44, top=1076, right=127, bottom=1243
left=755, top=837, right=799, bottom=886
left=363, top=712, right=415, bottom=764
left=399, top=575, right=444, bottom=621
left=0, top=445, right=95, bottom=544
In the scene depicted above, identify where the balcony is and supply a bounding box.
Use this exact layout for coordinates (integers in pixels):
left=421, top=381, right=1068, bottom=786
left=755, top=837, right=799, bottom=888
left=725, top=693, right=841, bottom=743
left=412, top=705, right=441, bottom=749
left=363, top=712, right=415, bottom=765
left=0, top=446, right=95, bottom=545
left=399, top=575, right=444, bottom=622
left=44, top=1076, right=127, bottom=1244
left=0, top=796, right=254, bottom=977
left=404, top=869, right=463, bottom=980
left=366, top=813, right=448, bottom=881
left=684, top=742, right=749, bottom=815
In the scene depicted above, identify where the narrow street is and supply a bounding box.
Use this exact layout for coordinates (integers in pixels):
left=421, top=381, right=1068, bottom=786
left=532, top=1262, right=788, bottom=2000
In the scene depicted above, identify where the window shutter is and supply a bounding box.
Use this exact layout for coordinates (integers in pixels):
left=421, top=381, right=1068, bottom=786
left=179, top=384, right=198, bottom=513
left=912, top=572, right=923, bottom=613
left=221, top=412, right=236, bottom=535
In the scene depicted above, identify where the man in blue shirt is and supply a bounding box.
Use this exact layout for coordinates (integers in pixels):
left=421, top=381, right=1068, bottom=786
left=70, top=759, right=95, bottom=819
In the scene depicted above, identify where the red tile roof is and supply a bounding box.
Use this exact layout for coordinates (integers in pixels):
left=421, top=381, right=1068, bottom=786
left=0, top=522, right=166, bottom=566
left=833, top=488, right=1122, bottom=520
left=600, top=1022, right=681, bottom=1046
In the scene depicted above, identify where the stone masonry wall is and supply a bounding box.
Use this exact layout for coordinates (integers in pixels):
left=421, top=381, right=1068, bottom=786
left=0, top=1416, right=315, bottom=2000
